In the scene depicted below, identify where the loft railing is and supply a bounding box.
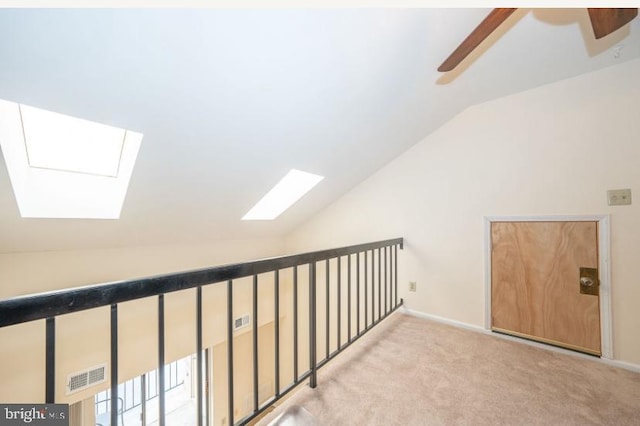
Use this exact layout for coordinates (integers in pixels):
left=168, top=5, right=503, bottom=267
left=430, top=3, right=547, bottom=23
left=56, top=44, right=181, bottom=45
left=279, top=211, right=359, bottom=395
left=0, top=238, right=403, bottom=426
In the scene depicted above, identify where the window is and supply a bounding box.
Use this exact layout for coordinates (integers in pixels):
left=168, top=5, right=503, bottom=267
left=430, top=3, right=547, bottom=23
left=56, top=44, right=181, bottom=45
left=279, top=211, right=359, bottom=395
left=95, top=354, right=207, bottom=425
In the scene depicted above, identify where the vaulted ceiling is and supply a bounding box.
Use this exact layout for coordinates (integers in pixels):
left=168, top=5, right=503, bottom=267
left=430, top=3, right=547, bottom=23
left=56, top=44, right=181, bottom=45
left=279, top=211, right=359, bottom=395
left=0, top=8, right=638, bottom=252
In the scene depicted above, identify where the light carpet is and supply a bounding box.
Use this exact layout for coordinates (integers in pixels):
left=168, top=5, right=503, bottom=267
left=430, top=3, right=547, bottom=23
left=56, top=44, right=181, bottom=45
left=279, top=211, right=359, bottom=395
left=257, top=311, right=640, bottom=426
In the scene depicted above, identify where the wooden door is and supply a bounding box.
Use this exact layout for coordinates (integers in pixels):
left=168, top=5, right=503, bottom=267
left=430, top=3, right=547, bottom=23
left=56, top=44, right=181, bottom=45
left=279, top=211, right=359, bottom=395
left=491, top=221, right=601, bottom=355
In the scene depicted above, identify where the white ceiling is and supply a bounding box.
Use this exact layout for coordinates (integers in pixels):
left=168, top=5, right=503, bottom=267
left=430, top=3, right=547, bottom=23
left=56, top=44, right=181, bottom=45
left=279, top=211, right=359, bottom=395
left=0, top=8, right=638, bottom=253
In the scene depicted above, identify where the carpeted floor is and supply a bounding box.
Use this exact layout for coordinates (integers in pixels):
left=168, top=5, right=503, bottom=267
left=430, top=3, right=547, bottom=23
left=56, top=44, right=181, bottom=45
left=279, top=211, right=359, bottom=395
left=257, top=311, right=640, bottom=426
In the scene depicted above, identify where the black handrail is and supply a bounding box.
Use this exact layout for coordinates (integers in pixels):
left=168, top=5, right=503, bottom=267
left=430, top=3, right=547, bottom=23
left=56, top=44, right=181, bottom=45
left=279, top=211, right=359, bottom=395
left=0, top=238, right=403, bottom=328
left=0, top=237, right=404, bottom=426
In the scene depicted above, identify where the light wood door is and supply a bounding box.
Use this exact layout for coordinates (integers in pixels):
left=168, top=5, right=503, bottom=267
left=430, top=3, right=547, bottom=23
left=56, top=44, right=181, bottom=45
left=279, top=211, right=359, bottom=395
left=491, top=221, right=601, bottom=355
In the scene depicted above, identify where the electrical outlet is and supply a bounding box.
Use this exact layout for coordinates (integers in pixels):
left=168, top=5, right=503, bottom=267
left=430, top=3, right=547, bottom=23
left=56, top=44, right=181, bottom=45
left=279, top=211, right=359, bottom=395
left=607, top=188, right=632, bottom=206
left=409, top=281, right=417, bottom=292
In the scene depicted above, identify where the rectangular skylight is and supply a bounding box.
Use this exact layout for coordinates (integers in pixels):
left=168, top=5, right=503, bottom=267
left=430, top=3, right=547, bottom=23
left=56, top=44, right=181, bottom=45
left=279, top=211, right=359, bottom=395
left=242, top=169, right=324, bottom=220
left=0, top=99, right=143, bottom=219
left=21, top=104, right=126, bottom=177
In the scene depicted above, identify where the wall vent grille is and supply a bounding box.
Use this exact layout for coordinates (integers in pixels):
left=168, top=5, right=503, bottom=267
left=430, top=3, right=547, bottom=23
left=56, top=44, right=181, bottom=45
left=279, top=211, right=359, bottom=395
left=66, top=364, right=107, bottom=395
left=234, top=314, right=250, bottom=331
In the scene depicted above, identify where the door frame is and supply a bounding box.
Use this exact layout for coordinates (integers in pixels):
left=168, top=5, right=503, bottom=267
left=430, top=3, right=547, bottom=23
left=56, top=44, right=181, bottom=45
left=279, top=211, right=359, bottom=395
left=484, top=215, right=612, bottom=359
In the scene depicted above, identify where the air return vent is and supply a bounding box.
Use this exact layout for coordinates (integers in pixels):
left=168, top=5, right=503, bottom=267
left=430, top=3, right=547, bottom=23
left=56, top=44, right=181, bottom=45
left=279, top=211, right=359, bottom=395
left=234, top=314, right=250, bottom=331
left=66, top=364, right=107, bottom=395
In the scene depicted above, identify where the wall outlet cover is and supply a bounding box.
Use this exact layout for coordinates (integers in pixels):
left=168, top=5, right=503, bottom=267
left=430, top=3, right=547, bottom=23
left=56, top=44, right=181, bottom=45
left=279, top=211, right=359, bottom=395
left=607, top=188, right=632, bottom=206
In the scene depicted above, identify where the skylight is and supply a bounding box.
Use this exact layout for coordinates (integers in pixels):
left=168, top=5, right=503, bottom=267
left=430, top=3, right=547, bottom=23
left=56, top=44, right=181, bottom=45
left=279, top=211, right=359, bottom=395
left=21, top=104, right=126, bottom=177
left=0, top=99, right=143, bottom=219
left=242, top=169, right=324, bottom=220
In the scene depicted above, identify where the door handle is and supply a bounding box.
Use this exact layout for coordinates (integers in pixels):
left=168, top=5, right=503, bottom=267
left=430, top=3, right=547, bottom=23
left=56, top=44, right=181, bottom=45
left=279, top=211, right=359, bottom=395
left=579, top=267, right=599, bottom=296
left=580, top=277, right=594, bottom=287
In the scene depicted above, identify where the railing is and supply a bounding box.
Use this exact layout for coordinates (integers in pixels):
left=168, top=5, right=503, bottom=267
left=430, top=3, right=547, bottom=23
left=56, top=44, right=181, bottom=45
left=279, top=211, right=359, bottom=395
left=95, top=359, right=185, bottom=417
left=0, top=238, right=403, bottom=426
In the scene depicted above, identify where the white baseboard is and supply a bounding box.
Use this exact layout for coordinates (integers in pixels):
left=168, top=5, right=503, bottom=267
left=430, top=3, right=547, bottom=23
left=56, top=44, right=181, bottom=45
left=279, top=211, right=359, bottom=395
left=402, top=307, right=487, bottom=333
left=600, top=358, right=640, bottom=373
left=401, top=307, right=640, bottom=374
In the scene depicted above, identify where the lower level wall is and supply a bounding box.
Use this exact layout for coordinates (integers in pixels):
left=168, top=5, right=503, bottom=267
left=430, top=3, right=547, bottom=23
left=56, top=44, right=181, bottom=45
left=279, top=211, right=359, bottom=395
left=0, top=237, right=285, bottom=404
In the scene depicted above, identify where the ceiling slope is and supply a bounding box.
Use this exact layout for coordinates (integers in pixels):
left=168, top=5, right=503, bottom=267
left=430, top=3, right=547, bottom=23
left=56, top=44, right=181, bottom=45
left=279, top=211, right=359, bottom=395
left=0, top=8, right=638, bottom=252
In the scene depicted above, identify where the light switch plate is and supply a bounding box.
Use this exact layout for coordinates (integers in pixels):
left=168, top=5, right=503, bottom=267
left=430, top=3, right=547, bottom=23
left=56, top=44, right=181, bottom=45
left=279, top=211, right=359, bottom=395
left=409, top=281, right=417, bottom=292
left=607, top=189, right=632, bottom=206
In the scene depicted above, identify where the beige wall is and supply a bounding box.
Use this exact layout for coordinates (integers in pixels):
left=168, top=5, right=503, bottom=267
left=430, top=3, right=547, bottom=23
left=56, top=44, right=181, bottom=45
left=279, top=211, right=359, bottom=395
left=286, top=59, right=640, bottom=365
left=0, top=238, right=285, bottom=299
left=212, top=324, right=276, bottom=426
left=0, top=237, right=286, bottom=404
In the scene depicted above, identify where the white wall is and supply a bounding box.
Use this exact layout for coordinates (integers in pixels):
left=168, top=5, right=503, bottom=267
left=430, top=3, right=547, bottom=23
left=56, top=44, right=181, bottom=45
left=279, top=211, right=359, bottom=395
left=286, top=58, right=640, bottom=365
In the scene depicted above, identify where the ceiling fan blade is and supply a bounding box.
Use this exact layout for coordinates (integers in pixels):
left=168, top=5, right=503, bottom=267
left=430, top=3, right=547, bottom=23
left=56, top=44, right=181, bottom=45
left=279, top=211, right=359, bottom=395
left=438, top=8, right=517, bottom=72
left=588, top=8, right=638, bottom=39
